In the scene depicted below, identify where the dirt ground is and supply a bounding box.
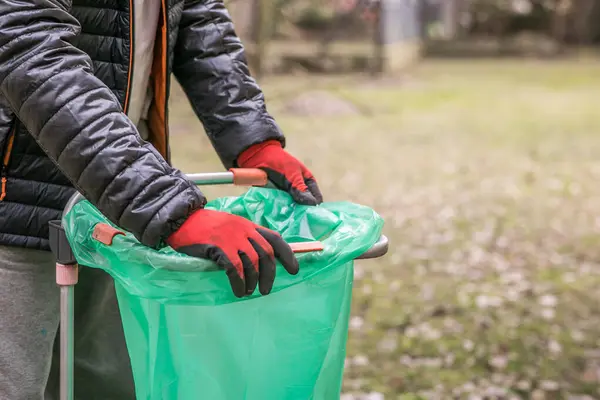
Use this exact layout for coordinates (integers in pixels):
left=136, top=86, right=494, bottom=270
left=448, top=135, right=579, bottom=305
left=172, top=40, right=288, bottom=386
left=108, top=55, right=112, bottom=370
left=167, top=59, right=600, bottom=399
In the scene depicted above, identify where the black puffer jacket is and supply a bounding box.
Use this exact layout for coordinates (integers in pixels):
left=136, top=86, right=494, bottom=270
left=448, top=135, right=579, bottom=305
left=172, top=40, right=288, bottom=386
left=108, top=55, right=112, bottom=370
left=0, top=0, right=284, bottom=250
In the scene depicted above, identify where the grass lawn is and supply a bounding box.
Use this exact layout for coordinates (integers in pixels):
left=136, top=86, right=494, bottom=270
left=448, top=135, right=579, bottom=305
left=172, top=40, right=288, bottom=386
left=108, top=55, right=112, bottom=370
left=168, top=59, right=600, bottom=399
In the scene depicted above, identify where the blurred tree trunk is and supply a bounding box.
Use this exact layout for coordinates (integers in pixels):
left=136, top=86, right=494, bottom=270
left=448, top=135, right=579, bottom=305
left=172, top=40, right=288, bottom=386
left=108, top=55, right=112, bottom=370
left=589, top=0, right=600, bottom=43
left=227, top=0, right=254, bottom=41
left=572, top=0, right=596, bottom=44
left=551, top=0, right=572, bottom=46
left=372, top=1, right=384, bottom=76
left=227, top=0, right=274, bottom=77
left=441, top=0, right=460, bottom=39
left=226, top=0, right=261, bottom=74
left=251, top=0, right=276, bottom=78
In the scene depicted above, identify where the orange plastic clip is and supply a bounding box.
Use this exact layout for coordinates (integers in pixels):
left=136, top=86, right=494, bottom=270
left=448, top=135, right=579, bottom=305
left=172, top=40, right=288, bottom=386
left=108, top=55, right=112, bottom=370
left=92, top=223, right=125, bottom=246
left=229, top=168, right=268, bottom=186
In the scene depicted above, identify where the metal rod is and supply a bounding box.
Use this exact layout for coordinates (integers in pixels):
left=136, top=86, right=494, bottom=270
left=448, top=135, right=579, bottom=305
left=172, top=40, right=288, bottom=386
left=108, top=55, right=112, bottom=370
left=63, top=172, right=241, bottom=217
left=57, top=262, right=78, bottom=400
left=356, top=235, right=389, bottom=260
left=63, top=192, right=84, bottom=218
left=187, top=172, right=234, bottom=185
left=60, top=285, right=74, bottom=400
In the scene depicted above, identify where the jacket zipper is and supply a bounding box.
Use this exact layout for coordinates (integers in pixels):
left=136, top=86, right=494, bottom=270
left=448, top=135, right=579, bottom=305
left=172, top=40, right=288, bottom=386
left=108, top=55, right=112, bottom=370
left=0, top=124, right=16, bottom=201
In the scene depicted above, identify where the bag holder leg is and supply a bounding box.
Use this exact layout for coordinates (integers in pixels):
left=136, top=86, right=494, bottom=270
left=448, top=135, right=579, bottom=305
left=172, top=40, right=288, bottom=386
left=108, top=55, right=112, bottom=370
left=49, top=220, right=77, bottom=400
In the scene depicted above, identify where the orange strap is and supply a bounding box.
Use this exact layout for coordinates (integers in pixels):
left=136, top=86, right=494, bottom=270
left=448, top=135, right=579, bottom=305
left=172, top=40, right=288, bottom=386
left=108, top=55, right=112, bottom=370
left=0, top=177, right=6, bottom=201
left=2, top=132, right=15, bottom=166
left=1, top=130, right=16, bottom=201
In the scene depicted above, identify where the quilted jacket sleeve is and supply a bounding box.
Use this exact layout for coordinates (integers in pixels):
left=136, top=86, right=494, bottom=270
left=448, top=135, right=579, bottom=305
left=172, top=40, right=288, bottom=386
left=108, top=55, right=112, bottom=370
left=0, top=0, right=206, bottom=248
left=173, top=0, right=285, bottom=169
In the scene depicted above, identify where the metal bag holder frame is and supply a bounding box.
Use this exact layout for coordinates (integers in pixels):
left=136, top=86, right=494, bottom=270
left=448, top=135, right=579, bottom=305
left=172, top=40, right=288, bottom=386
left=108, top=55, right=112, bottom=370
left=50, top=169, right=389, bottom=400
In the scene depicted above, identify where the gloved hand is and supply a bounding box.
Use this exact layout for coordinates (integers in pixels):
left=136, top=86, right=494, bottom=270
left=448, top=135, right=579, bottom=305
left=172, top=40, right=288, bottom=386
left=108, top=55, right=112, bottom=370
left=166, top=209, right=299, bottom=298
left=237, top=140, right=323, bottom=205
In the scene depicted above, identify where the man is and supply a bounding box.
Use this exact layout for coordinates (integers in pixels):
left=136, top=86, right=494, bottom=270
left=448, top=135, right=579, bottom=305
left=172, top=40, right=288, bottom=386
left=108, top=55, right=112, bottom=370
left=0, top=0, right=322, bottom=398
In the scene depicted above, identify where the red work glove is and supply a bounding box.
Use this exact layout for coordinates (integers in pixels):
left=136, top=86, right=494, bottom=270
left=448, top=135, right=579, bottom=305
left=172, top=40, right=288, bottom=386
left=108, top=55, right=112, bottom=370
left=166, top=209, right=299, bottom=298
left=237, top=140, right=323, bottom=205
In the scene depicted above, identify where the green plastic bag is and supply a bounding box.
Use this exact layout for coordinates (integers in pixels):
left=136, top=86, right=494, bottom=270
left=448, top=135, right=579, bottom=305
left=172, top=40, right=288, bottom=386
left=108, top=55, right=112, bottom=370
left=63, top=188, right=383, bottom=400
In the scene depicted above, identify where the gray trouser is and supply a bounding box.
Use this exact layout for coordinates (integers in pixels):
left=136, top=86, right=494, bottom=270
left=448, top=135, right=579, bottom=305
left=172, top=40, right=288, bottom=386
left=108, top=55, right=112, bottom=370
left=0, top=245, right=136, bottom=400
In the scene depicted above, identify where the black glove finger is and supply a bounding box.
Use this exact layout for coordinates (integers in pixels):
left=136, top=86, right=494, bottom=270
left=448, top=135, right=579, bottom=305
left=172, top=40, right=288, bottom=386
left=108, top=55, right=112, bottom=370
left=261, top=167, right=319, bottom=206
left=260, top=167, right=290, bottom=191
left=256, top=228, right=299, bottom=276
left=176, top=244, right=246, bottom=298
left=248, top=237, right=277, bottom=295
left=225, top=268, right=247, bottom=298
left=239, top=251, right=259, bottom=296
left=305, top=178, right=324, bottom=204
left=290, top=187, right=319, bottom=206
